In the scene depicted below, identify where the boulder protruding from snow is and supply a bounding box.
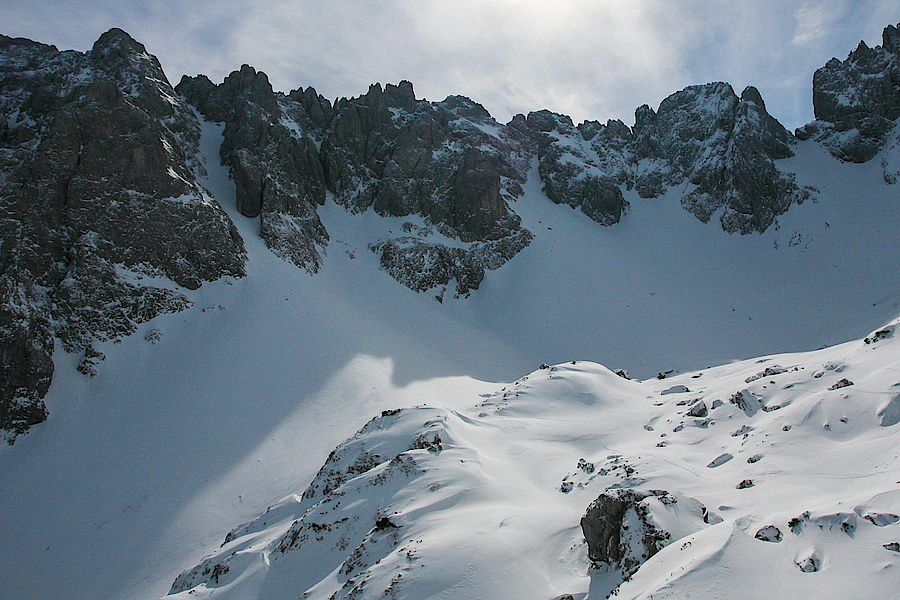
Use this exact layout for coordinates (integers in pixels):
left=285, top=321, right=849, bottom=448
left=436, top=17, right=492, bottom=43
left=580, top=488, right=672, bottom=577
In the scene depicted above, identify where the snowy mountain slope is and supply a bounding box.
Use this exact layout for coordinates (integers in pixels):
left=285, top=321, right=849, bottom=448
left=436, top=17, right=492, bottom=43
left=0, top=100, right=898, bottom=600
left=0, top=22, right=899, bottom=600
left=167, top=316, right=900, bottom=599
left=3, top=24, right=899, bottom=443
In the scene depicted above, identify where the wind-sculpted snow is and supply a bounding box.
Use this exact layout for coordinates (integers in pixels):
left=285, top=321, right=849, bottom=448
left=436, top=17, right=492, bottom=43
left=169, top=317, right=900, bottom=599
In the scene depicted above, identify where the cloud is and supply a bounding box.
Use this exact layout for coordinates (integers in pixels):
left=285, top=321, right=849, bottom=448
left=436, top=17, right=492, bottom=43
left=0, top=0, right=896, bottom=130
left=793, top=2, right=834, bottom=46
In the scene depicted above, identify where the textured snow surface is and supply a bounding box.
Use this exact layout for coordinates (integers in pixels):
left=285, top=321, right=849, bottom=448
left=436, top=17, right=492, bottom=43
left=168, top=316, right=900, bottom=599
left=0, top=119, right=897, bottom=600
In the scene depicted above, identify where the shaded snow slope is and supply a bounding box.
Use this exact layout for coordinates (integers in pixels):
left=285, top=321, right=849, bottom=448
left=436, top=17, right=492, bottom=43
left=315, top=129, right=899, bottom=380
left=0, top=118, right=897, bottom=600
left=169, top=316, right=900, bottom=599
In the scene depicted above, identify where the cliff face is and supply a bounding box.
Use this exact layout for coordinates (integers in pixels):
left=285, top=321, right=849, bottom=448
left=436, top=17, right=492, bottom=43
left=2, top=23, right=898, bottom=441
left=176, top=64, right=815, bottom=302
left=177, top=74, right=534, bottom=295
left=0, top=29, right=246, bottom=441
left=799, top=22, right=900, bottom=181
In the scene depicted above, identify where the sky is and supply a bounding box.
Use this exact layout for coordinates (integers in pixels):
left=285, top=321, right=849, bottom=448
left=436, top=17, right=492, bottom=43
left=1, top=1, right=897, bottom=130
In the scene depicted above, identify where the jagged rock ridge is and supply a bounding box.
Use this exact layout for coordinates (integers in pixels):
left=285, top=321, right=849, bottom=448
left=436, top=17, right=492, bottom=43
left=528, top=81, right=810, bottom=234
left=2, top=23, right=899, bottom=442
left=176, top=73, right=533, bottom=296
left=0, top=29, right=246, bottom=442
left=798, top=22, right=900, bottom=181
left=175, top=53, right=830, bottom=293
left=172, top=24, right=900, bottom=292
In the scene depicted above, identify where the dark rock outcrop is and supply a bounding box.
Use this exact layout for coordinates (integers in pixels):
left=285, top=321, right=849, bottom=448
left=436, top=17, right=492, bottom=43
left=177, top=66, right=328, bottom=271
left=580, top=488, right=672, bottom=577
left=525, top=110, right=628, bottom=225
left=800, top=23, right=899, bottom=165
left=179, top=73, right=533, bottom=294
left=372, top=221, right=531, bottom=297
left=0, top=29, right=246, bottom=441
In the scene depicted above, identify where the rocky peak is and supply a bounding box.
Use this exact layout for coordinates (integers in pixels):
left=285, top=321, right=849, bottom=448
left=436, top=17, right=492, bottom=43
left=362, top=82, right=384, bottom=109
left=735, top=86, right=792, bottom=159
left=649, top=82, right=739, bottom=151
left=221, top=64, right=280, bottom=114
left=740, top=85, right=765, bottom=108
left=633, top=104, right=656, bottom=129
left=88, top=27, right=174, bottom=114
left=439, top=94, right=492, bottom=122
left=175, top=74, right=225, bottom=120
left=0, top=29, right=246, bottom=442
left=178, top=65, right=282, bottom=123
left=578, top=118, right=632, bottom=142
left=287, top=86, right=333, bottom=128
left=884, top=23, right=899, bottom=54
left=630, top=81, right=805, bottom=232
left=526, top=108, right=574, bottom=132
left=384, top=79, right=416, bottom=112
left=90, top=27, right=146, bottom=61
left=850, top=39, right=876, bottom=63
left=803, top=22, right=899, bottom=165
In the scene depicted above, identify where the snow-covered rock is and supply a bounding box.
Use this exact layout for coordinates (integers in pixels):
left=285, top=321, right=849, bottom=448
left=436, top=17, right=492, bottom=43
left=177, top=74, right=533, bottom=295
left=0, top=29, right=245, bottom=441
left=526, top=109, right=628, bottom=226
left=799, top=22, right=899, bottom=171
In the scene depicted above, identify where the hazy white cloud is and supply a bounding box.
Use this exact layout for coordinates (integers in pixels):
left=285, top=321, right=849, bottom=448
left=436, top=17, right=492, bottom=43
left=793, top=2, right=834, bottom=45
left=1, top=1, right=896, bottom=129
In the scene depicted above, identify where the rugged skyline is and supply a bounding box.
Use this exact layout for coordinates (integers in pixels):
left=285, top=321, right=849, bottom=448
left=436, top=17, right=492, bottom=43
left=1, top=1, right=897, bottom=130
left=1, top=19, right=897, bottom=441
left=0, top=17, right=898, bottom=600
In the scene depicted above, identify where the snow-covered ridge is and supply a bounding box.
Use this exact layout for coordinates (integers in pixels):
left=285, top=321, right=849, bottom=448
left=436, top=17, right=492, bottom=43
left=168, top=317, right=900, bottom=599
